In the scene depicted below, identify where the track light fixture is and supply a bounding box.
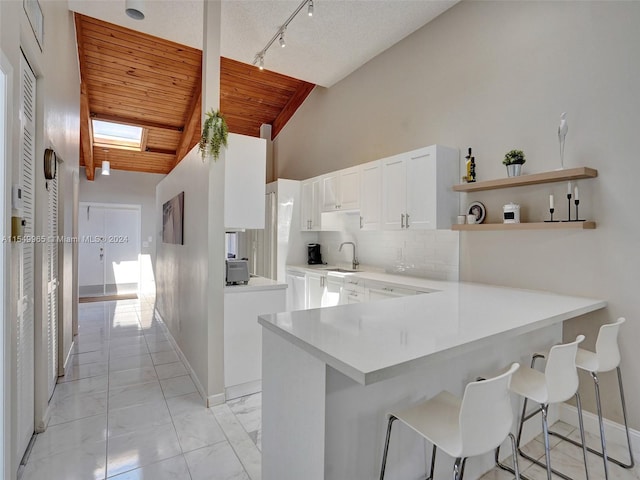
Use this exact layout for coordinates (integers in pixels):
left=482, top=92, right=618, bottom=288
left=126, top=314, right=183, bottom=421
left=252, top=0, right=314, bottom=70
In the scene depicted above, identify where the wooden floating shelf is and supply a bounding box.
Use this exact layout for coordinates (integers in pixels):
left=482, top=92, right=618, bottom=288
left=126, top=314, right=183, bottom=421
left=453, top=167, right=598, bottom=192
left=452, top=221, right=596, bottom=231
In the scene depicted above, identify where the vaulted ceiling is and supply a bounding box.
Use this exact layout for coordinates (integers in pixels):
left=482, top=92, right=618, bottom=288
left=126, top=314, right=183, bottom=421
left=75, top=14, right=315, bottom=180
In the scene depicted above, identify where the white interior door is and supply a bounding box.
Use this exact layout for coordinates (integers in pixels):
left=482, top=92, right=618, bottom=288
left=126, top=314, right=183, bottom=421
left=104, top=207, right=140, bottom=295
left=78, top=204, right=140, bottom=297
left=78, top=204, right=105, bottom=296
left=17, top=52, right=36, bottom=462
left=46, top=173, right=58, bottom=399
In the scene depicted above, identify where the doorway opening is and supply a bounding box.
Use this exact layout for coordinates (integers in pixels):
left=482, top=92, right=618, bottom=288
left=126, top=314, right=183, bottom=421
left=78, top=203, right=141, bottom=298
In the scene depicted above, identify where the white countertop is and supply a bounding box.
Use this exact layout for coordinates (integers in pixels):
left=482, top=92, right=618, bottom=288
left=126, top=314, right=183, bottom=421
left=225, top=275, right=287, bottom=293
left=258, top=279, right=606, bottom=385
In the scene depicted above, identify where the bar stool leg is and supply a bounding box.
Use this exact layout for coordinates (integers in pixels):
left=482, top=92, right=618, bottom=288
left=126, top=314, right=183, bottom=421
left=575, top=392, right=590, bottom=480
left=453, top=457, right=463, bottom=480
left=548, top=367, right=634, bottom=470
left=592, top=373, right=610, bottom=479
left=427, top=444, right=437, bottom=480
left=617, top=366, right=635, bottom=468
left=541, top=404, right=554, bottom=480
left=494, top=434, right=525, bottom=480
left=379, top=415, right=397, bottom=480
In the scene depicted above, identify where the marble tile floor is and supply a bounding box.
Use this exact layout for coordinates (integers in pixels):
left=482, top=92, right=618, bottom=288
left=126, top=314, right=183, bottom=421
left=20, top=297, right=639, bottom=480
left=20, top=297, right=262, bottom=480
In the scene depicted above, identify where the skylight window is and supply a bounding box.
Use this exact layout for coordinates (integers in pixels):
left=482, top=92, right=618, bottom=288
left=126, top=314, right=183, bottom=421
left=92, top=120, right=143, bottom=151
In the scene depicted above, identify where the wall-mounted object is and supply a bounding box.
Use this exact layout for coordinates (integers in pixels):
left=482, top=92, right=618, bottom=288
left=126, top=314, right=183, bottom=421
left=162, top=192, right=184, bottom=245
left=12, top=184, right=23, bottom=211
left=44, top=148, right=57, bottom=180
left=23, top=0, right=44, bottom=51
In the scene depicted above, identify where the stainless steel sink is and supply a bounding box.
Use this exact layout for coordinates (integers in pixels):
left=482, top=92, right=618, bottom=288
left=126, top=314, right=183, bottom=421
left=321, top=268, right=359, bottom=273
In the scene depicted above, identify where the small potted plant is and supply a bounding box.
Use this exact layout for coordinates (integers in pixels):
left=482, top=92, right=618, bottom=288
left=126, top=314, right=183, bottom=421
left=503, top=149, right=526, bottom=177
left=199, top=109, right=228, bottom=161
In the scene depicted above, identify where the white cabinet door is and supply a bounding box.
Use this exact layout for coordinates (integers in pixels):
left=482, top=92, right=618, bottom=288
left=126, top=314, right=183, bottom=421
left=359, top=160, right=381, bottom=230
left=405, top=150, right=436, bottom=230
left=301, top=177, right=321, bottom=231
left=286, top=271, right=306, bottom=311
left=301, top=180, right=313, bottom=231
left=322, top=277, right=342, bottom=307
left=381, top=155, right=406, bottom=230
left=321, top=172, right=338, bottom=212
left=338, top=166, right=360, bottom=210
left=225, top=133, right=266, bottom=229
left=305, top=273, right=325, bottom=309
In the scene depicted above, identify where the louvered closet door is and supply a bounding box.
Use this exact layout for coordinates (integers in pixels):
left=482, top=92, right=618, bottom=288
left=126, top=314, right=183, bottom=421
left=17, top=52, right=36, bottom=462
left=46, top=173, right=59, bottom=399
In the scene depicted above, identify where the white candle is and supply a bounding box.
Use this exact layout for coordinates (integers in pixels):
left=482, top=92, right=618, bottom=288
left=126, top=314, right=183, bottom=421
left=549, top=194, right=554, bottom=209
left=574, top=185, right=579, bottom=201
left=567, top=181, right=572, bottom=195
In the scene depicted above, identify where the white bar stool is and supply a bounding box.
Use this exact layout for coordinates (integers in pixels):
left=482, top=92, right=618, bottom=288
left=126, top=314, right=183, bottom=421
left=549, top=318, right=634, bottom=479
left=379, top=363, right=521, bottom=480
left=508, top=335, right=589, bottom=480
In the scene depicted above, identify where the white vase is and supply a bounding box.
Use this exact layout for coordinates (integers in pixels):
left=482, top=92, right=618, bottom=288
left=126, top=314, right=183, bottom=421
left=506, top=164, right=522, bottom=177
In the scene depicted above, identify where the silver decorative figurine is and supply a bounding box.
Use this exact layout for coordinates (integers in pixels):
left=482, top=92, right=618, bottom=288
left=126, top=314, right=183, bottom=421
left=558, top=112, right=568, bottom=169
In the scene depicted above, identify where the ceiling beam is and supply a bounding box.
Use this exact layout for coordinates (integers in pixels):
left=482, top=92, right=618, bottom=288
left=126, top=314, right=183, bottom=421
left=271, top=82, right=315, bottom=139
left=75, top=13, right=95, bottom=181
left=90, top=112, right=184, bottom=132
left=80, top=83, right=95, bottom=181
left=174, top=82, right=202, bottom=166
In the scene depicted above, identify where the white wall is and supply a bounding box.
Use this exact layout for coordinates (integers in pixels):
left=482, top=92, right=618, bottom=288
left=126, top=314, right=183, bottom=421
left=0, top=0, right=80, bottom=476
left=274, top=1, right=640, bottom=428
left=79, top=169, right=165, bottom=293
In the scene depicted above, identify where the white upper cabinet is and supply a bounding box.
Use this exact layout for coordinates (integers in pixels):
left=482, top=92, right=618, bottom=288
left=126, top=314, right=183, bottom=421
left=321, top=166, right=360, bottom=212
left=301, top=176, right=322, bottom=231
left=381, top=154, right=406, bottom=230
left=225, top=133, right=267, bottom=229
left=359, top=160, right=382, bottom=230
left=381, top=145, right=459, bottom=230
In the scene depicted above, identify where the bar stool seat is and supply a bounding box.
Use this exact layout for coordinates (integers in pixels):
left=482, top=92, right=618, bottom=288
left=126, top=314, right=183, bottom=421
left=549, top=318, right=634, bottom=479
left=379, top=363, right=521, bottom=480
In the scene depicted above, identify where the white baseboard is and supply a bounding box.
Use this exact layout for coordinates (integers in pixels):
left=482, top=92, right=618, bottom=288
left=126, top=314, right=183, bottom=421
left=207, top=393, right=226, bottom=407
left=225, top=380, right=261, bottom=401
left=558, top=403, right=640, bottom=459
left=153, top=309, right=218, bottom=407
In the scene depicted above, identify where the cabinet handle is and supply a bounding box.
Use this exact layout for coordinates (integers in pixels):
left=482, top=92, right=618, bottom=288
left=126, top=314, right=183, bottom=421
left=400, top=213, right=405, bottom=228
left=406, top=213, right=410, bottom=228
left=360, top=216, right=363, bottom=229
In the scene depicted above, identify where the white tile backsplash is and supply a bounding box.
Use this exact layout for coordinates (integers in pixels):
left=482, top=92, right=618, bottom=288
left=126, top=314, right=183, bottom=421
left=318, top=215, right=459, bottom=281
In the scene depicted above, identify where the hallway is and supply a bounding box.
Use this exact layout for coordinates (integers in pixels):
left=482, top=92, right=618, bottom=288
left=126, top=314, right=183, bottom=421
left=20, top=297, right=261, bottom=480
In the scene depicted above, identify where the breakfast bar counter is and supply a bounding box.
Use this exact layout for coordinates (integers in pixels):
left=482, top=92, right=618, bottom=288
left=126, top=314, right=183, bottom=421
left=258, top=281, right=606, bottom=480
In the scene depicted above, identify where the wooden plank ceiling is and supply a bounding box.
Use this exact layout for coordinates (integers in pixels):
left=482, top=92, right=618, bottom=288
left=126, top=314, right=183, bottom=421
left=75, top=14, right=315, bottom=180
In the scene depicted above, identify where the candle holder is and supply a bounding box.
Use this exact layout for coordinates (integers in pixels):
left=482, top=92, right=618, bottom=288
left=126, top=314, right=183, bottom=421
left=573, top=199, right=585, bottom=222
left=562, top=193, right=572, bottom=222
left=544, top=208, right=559, bottom=222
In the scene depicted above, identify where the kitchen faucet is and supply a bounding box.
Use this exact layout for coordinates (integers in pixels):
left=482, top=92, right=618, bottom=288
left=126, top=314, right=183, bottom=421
left=339, top=242, right=359, bottom=270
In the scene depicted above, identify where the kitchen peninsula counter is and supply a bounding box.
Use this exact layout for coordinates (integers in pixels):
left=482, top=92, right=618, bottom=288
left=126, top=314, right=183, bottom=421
left=259, top=281, right=606, bottom=480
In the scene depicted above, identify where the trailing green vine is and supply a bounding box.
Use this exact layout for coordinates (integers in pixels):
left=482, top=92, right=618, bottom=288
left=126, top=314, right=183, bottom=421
left=199, top=109, right=229, bottom=161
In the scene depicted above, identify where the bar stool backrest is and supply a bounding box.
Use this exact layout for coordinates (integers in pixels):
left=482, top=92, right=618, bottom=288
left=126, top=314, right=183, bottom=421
left=594, top=317, right=624, bottom=373
left=459, top=363, right=520, bottom=457
left=545, top=335, right=584, bottom=404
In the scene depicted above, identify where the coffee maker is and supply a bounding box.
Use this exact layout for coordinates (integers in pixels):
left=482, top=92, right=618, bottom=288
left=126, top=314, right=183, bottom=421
left=307, top=243, right=323, bottom=265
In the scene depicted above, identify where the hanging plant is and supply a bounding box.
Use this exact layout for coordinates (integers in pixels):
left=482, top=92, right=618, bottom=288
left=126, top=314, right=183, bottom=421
left=199, top=109, right=229, bottom=161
